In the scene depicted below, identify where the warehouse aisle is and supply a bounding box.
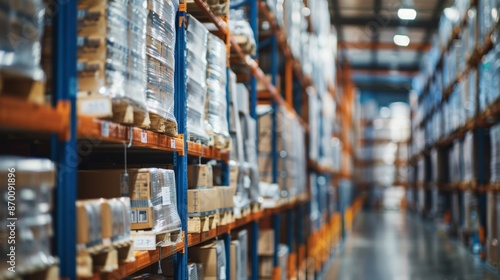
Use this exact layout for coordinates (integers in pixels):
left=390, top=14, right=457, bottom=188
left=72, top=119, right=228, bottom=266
left=326, top=211, right=499, bottom=280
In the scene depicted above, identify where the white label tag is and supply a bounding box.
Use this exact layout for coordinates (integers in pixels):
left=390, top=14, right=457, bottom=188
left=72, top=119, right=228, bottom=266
left=141, top=131, right=148, bottom=143
left=101, top=122, right=109, bottom=137
left=170, top=139, right=176, bottom=149
left=162, top=187, right=172, bottom=205
left=79, top=98, right=112, bottom=116
left=219, top=266, right=226, bottom=280
left=133, top=234, right=156, bottom=250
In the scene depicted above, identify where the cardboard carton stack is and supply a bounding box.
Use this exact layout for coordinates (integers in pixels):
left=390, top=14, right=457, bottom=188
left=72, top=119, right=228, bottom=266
left=77, top=0, right=149, bottom=124
left=78, top=169, right=181, bottom=232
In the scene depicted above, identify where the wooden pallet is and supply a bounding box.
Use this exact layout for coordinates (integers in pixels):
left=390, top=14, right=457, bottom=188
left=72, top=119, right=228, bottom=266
left=233, top=206, right=251, bottom=219
left=0, top=70, right=46, bottom=105
left=213, top=134, right=231, bottom=151
left=188, top=215, right=218, bottom=233
left=77, top=245, right=118, bottom=278
left=131, top=228, right=183, bottom=251
left=144, top=111, right=178, bottom=137
left=250, top=202, right=263, bottom=213
left=216, top=210, right=235, bottom=226
left=113, top=239, right=135, bottom=264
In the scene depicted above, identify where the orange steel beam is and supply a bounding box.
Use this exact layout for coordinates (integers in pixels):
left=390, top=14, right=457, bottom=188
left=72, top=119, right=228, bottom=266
left=338, top=41, right=431, bottom=51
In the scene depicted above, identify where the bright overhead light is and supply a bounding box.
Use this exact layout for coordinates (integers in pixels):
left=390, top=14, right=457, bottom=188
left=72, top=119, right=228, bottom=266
left=393, top=34, right=410, bottom=47
left=398, top=8, right=417, bottom=20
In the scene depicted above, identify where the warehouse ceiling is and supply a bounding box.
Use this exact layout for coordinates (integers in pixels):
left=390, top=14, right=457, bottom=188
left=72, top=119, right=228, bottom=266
left=329, top=0, right=454, bottom=92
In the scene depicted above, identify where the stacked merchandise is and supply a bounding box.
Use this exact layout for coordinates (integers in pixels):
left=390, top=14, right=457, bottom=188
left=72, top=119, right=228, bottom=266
left=319, top=94, right=338, bottom=168
left=449, top=140, right=462, bottom=186
left=417, top=158, right=425, bottom=213
left=0, top=158, right=56, bottom=276
left=76, top=197, right=132, bottom=276
left=205, top=34, right=230, bottom=149
left=145, top=0, right=178, bottom=135
left=78, top=169, right=181, bottom=233
left=186, top=15, right=209, bottom=142
left=229, top=9, right=256, bottom=56
left=235, top=84, right=260, bottom=213
left=258, top=106, right=307, bottom=201
left=257, top=229, right=289, bottom=280
left=491, top=124, right=500, bottom=183
left=479, top=48, right=500, bottom=112
left=231, top=230, right=248, bottom=280
left=77, top=0, right=149, bottom=124
left=0, top=0, right=46, bottom=103
left=189, top=240, right=226, bottom=280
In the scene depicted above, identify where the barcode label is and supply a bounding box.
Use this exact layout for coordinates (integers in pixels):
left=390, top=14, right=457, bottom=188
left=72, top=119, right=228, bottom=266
left=170, top=139, right=176, bottom=149
left=133, top=234, right=156, bottom=250
left=141, top=131, right=148, bottom=143
left=101, top=122, right=109, bottom=137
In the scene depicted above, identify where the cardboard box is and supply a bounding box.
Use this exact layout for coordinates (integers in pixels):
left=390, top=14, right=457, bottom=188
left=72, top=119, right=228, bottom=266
left=189, top=240, right=226, bottom=280
left=215, top=186, right=236, bottom=210
left=259, top=256, right=273, bottom=278
left=188, top=188, right=220, bottom=214
left=76, top=199, right=102, bottom=246
left=258, top=229, right=274, bottom=256
left=188, top=164, right=213, bottom=188
left=79, top=169, right=178, bottom=230
left=230, top=240, right=240, bottom=280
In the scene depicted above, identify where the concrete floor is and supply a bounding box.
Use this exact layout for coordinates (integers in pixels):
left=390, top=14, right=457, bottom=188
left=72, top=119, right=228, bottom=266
left=326, top=211, right=500, bottom=280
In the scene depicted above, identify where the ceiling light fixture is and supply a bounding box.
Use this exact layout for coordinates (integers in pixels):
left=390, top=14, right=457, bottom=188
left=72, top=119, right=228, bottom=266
left=393, top=34, right=410, bottom=47
left=397, top=8, right=417, bottom=20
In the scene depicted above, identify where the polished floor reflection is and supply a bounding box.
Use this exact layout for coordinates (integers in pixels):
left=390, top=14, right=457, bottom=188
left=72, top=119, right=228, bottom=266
left=327, top=211, right=500, bottom=280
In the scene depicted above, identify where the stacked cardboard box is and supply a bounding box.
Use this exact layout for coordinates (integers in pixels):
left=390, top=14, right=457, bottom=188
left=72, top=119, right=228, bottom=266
left=186, top=15, right=209, bottom=142
left=0, top=0, right=46, bottom=102
left=79, top=169, right=181, bottom=232
left=145, top=0, right=178, bottom=135
left=189, top=240, right=226, bottom=280
left=77, top=0, right=149, bottom=121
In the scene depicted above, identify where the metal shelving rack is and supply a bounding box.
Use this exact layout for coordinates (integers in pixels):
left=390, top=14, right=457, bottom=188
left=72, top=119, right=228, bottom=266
left=0, top=0, right=364, bottom=279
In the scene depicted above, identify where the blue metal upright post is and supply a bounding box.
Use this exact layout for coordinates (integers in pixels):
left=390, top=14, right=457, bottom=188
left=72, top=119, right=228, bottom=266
left=249, top=2, right=260, bottom=280
left=51, top=0, right=77, bottom=278
left=174, top=3, right=188, bottom=279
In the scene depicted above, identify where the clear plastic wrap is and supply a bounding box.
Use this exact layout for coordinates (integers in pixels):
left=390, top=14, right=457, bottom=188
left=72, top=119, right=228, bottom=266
left=0, top=0, right=46, bottom=81
left=150, top=169, right=181, bottom=232
left=145, top=0, right=177, bottom=129
left=77, top=0, right=148, bottom=115
left=186, top=15, right=209, bottom=141
left=229, top=9, right=256, bottom=55
left=0, top=157, right=56, bottom=273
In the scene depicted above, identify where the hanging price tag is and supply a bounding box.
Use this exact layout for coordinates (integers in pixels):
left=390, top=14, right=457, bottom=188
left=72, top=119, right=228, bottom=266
left=101, top=122, right=109, bottom=138
left=141, top=131, right=148, bottom=143
left=132, top=234, right=156, bottom=251
left=170, top=139, right=176, bottom=149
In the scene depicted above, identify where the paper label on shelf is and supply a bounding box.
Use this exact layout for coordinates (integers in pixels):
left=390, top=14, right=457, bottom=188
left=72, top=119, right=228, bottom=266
left=133, top=234, right=156, bottom=250
left=141, top=131, right=148, bottom=143
left=219, top=266, right=226, bottom=280
left=101, top=122, right=109, bottom=137
left=78, top=97, right=112, bottom=117
left=170, top=139, right=176, bottom=149
left=162, top=187, right=172, bottom=205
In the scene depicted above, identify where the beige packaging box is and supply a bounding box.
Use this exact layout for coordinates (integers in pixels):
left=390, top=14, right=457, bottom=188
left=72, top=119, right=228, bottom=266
left=258, top=229, right=274, bottom=256
left=188, top=188, right=220, bottom=214
left=189, top=241, right=225, bottom=280
left=188, top=164, right=213, bottom=188
left=230, top=240, right=240, bottom=280
left=259, top=256, right=273, bottom=278
left=76, top=199, right=103, bottom=246
left=214, top=186, right=236, bottom=210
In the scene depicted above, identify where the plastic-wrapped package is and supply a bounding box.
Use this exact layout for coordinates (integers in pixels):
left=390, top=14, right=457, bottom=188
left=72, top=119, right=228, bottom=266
left=145, top=0, right=177, bottom=134
left=186, top=15, right=209, bottom=142
left=240, top=114, right=261, bottom=202
left=462, top=132, right=474, bottom=182
left=229, top=9, right=256, bottom=56
left=479, top=49, right=495, bottom=111
left=189, top=240, right=226, bottom=280
left=187, top=263, right=198, bottom=280
left=205, top=34, right=230, bottom=144
left=77, top=0, right=148, bottom=120
left=491, top=124, right=500, bottom=183
left=0, top=157, right=56, bottom=273
left=0, top=0, right=46, bottom=81
left=152, top=169, right=181, bottom=232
